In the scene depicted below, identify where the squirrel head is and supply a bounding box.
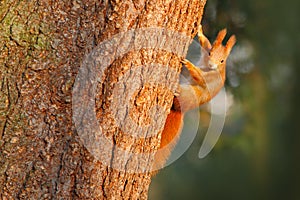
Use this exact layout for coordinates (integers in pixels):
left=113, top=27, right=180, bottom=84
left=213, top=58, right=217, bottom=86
left=208, top=29, right=236, bottom=70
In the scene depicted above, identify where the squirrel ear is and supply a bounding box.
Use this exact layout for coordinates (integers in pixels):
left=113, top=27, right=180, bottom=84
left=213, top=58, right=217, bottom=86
left=213, top=29, right=227, bottom=46
left=225, top=35, right=236, bottom=55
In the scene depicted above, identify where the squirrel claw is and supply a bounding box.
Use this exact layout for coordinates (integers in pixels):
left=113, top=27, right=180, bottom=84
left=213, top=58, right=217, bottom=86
left=181, top=59, right=189, bottom=65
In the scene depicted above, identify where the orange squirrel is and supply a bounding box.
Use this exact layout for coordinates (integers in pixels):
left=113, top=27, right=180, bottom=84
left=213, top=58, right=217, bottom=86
left=155, top=25, right=236, bottom=168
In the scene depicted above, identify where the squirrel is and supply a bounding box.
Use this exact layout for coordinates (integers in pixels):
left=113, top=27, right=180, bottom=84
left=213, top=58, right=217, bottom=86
left=154, top=25, right=236, bottom=169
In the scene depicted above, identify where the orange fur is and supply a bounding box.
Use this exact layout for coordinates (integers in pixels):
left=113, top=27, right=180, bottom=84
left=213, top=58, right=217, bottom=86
left=153, top=110, right=183, bottom=170
left=154, top=25, right=236, bottom=170
left=160, top=110, right=183, bottom=149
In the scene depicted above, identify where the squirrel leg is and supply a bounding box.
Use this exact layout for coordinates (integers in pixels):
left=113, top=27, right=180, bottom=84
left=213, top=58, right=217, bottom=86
left=182, top=59, right=205, bottom=86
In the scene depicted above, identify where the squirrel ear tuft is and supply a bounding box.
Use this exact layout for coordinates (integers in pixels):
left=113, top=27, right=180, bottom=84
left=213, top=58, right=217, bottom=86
left=213, top=29, right=227, bottom=46
left=225, top=35, right=236, bottom=54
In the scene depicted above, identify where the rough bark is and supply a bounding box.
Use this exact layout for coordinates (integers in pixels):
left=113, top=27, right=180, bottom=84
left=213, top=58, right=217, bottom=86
left=0, top=0, right=206, bottom=199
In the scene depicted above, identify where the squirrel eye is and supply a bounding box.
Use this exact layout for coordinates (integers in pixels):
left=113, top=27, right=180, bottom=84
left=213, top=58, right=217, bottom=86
left=220, top=60, right=224, bottom=63
left=208, top=52, right=211, bottom=56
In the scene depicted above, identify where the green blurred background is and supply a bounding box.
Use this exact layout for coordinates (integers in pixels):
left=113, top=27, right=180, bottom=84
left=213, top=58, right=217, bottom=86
left=149, top=0, right=300, bottom=199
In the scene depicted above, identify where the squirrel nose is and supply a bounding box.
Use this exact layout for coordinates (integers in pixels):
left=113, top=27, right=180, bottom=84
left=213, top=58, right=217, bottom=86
left=208, top=60, right=218, bottom=70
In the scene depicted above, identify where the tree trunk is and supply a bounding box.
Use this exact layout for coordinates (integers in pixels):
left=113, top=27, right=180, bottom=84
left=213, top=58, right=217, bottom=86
left=0, top=0, right=206, bottom=199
